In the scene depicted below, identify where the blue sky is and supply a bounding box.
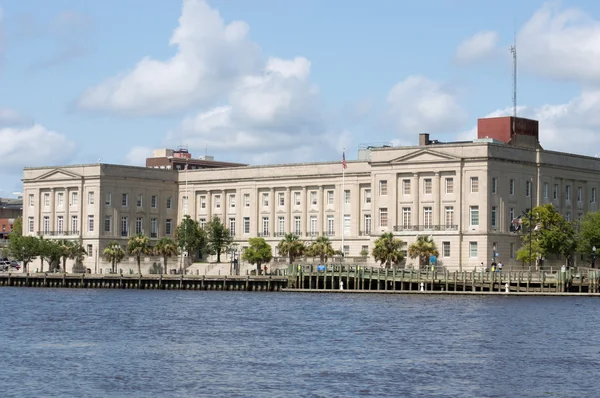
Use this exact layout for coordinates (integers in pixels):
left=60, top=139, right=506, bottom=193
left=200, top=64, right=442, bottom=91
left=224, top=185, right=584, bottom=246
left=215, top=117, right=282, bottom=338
left=1, top=0, right=600, bottom=196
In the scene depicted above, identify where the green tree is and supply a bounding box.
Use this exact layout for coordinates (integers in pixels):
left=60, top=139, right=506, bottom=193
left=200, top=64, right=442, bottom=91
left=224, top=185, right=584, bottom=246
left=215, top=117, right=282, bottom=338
left=57, top=240, right=76, bottom=272
left=408, top=235, right=439, bottom=269
left=517, top=204, right=577, bottom=267
left=154, top=237, right=179, bottom=274
left=372, top=233, right=405, bottom=268
left=205, top=215, right=232, bottom=263
left=175, top=215, right=206, bottom=263
left=40, top=239, right=64, bottom=272
left=242, top=237, right=273, bottom=274
left=277, top=233, right=305, bottom=264
left=306, top=236, right=335, bottom=263
left=127, top=234, right=151, bottom=274
left=103, top=241, right=126, bottom=273
left=11, top=217, right=22, bottom=236
left=7, top=235, right=39, bottom=273
left=576, top=210, right=600, bottom=263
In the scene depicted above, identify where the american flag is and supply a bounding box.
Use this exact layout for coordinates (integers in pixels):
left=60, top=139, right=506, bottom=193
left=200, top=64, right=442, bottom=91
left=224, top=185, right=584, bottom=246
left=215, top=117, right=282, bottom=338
left=342, top=151, right=347, bottom=169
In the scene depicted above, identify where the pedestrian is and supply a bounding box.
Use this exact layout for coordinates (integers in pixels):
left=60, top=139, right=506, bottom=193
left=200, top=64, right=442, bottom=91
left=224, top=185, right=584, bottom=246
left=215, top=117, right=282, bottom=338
left=498, top=262, right=503, bottom=272
left=491, top=264, right=496, bottom=273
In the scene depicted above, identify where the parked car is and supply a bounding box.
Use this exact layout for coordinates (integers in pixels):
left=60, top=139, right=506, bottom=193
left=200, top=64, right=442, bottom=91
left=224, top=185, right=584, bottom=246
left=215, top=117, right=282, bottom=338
left=9, top=260, right=21, bottom=270
left=0, top=260, right=10, bottom=271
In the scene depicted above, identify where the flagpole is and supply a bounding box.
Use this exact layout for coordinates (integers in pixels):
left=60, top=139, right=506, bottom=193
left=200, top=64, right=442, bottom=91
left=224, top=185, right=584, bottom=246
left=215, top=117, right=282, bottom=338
left=341, top=149, right=345, bottom=259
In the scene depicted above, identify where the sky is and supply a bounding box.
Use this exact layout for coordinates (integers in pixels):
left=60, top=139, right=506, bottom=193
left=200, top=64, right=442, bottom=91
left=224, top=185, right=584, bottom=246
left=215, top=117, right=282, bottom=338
left=1, top=0, right=600, bottom=196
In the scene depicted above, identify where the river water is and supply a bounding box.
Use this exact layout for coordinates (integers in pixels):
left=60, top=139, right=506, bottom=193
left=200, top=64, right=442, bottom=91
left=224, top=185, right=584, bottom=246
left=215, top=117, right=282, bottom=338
left=0, top=288, right=598, bottom=397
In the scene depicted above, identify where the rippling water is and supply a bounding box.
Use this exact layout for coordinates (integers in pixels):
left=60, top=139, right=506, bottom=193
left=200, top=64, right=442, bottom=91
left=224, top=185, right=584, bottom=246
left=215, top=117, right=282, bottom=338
left=0, top=288, right=598, bottom=397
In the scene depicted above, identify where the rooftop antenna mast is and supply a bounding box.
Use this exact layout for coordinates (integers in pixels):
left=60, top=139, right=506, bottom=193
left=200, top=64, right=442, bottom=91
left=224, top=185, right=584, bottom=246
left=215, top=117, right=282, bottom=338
left=510, top=23, right=517, bottom=135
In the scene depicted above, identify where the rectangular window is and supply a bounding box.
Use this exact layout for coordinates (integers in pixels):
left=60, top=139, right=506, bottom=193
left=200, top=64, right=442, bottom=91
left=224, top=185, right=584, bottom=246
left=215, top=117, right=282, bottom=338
left=509, top=207, right=515, bottom=223
left=554, top=184, right=559, bottom=200
left=44, top=193, right=50, bottom=207
left=28, top=194, right=34, bottom=207
left=327, top=191, right=334, bottom=205
left=120, top=217, right=128, bottom=237
left=364, top=214, right=372, bottom=234
left=182, top=196, right=188, bottom=213
left=229, top=218, right=236, bottom=236
left=470, top=177, right=479, bottom=193
left=491, top=177, right=497, bottom=194
left=364, top=189, right=371, bottom=204
left=263, top=193, right=269, bottom=207
left=442, top=242, right=451, bottom=257
left=424, top=178, right=432, bottom=194
left=294, top=192, right=300, bottom=206
left=469, top=242, right=478, bottom=258
left=445, top=206, right=454, bottom=227
left=167, top=196, right=173, bottom=209
left=310, top=191, right=317, bottom=205
left=379, top=180, right=388, bottom=196
left=327, top=215, right=335, bottom=236
left=278, top=216, right=285, bottom=234
left=446, top=178, right=454, bottom=194
left=57, top=192, right=64, bottom=208
left=278, top=193, right=284, bottom=207
left=200, top=196, right=206, bottom=209
left=71, top=192, right=78, bottom=207
left=310, top=216, right=317, bottom=234
left=379, top=208, right=388, bottom=227
left=544, top=183, right=549, bottom=199
left=526, top=181, right=531, bottom=197
left=166, top=219, right=172, bottom=235
left=43, top=216, right=50, bottom=233
left=262, top=217, right=269, bottom=235
left=227, top=194, right=235, bottom=208
left=344, top=190, right=351, bottom=204
left=137, top=194, right=143, bottom=207
left=578, top=213, right=583, bottom=222
left=402, top=208, right=411, bottom=228
left=593, top=188, right=597, bottom=203
left=343, top=245, right=350, bottom=256
left=151, top=218, right=157, bottom=237
left=104, top=216, right=111, bottom=233
left=87, top=245, right=93, bottom=258
left=510, top=179, right=515, bottom=195
left=88, top=215, right=94, bottom=232
left=105, top=192, right=111, bottom=206
left=294, top=216, right=301, bottom=235
left=470, top=206, right=479, bottom=226
left=57, top=216, right=64, bottom=234
left=199, top=218, right=206, bottom=229
left=577, top=187, right=582, bottom=203
left=361, top=245, right=369, bottom=255
left=71, top=215, right=78, bottom=233
left=136, top=217, right=143, bottom=234
left=243, top=217, right=250, bottom=234
left=122, top=193, right=128, bottom=207
left=344, top=215, right=350, bottom=236
left=244, top=193, right=250, bottom=207
left=88, top=192, right=94, bottom=205
left=151, top=195, right=157, bottom=208
left=566, top=212, right=571, bottom=222
left=423, top=207, right=433, bottom=228
left=510, top=243, right=515, bottom=259
left=28, top=217, right=34, bottom=233
left=402, top=179, right=411, bottom=195
left=491, top=206, right=497, bottom=228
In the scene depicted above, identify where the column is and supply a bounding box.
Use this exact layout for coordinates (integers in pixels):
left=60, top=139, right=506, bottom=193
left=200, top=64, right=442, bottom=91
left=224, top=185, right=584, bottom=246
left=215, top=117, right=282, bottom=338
left=433, top=172, right=441, bottom=226
left=285, top=187, right=291, bottom=234
left=37, top=188, right=42, bottom=234
left=302, top=187, right=308, bottom=236
left=412, top=173, right=420, bottom=226
left=50, top=188, right=55, bottom=232
left=270, top=188, right=275, bottom=237
left=222, top=190, right=227, bottom=222
left=389, top=174, right=397, bottom=231
left=318, top=186, right=324, bottom=234
left=206, top=190, right=212, bottom=221
left=235, top=188, right=241, bottom=239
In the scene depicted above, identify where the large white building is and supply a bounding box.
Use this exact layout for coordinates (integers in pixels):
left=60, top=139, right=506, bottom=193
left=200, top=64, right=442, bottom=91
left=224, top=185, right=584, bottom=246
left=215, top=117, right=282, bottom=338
left=21, top=116, right=600, bottom=272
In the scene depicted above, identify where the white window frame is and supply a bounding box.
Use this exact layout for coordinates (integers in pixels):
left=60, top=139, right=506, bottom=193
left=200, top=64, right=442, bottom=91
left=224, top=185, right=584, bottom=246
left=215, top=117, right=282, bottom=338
left=88, top=191, right=94, bottom=205
left=136, top=217, right=143, bottom=234
left=469, top=242, right=478, bottom=258
left=71, top=192, right=78, bottom=207
left=442, top=242, right=451, bottom=257
left=244, top=194, right=251, bottom=207
left=88, top=215, right=94, bottom=232
left=423, top=178, right=432, bottom=195
left=379, top=180, right=388, bottom=196
left=364, top=189, right=371, bottom=204
left=243, top=217, right=250, bottom=234
left=402, top=179, right=411, bottom=195
left=470, top=177, right=479, bottom=193
left=105, top=192, right=112, bottom=206
left=379, top=208, right=388, bottom=227
left=510, top=179, right=515, bottom=195
left=445, top=178, right=454, bottom=194
left=122, top=193, right=128, bottom=207
left=470, top=206, right=479, bottom=226
left=57, top=192, right=64, bottom=208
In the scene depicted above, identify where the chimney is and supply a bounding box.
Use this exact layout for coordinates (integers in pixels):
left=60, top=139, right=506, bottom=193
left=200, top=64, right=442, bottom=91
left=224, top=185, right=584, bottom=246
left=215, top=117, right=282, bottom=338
left=419, top=133, right=430, bottom=146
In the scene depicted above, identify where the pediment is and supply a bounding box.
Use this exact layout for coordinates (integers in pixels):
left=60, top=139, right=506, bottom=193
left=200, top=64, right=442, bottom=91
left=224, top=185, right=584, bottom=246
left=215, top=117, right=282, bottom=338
left=390, top=149, right=460, bottom=164
left=33, top=168, right=83, bottom=181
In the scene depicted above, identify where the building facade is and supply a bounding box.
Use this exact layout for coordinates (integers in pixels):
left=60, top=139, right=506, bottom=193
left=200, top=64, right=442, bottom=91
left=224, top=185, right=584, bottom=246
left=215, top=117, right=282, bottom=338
left=21, top=117, right=600, bottom=272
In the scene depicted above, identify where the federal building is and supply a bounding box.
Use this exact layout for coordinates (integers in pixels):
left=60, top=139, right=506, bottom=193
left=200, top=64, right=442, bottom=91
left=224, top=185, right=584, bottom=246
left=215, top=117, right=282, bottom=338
left=21, top=116, right=600, bottom=272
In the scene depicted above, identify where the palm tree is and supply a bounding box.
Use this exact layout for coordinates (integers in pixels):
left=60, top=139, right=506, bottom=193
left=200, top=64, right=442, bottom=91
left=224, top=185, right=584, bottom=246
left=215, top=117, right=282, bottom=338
left=308, top=236, right=335, bottom=263
left=154, top=237, right=179, bottom=274
left=103, top=241, right=125, bottom=273
left=408, top=235, right=439, bottom=269
left=277, top=233, right=305, bottom=264
left=127, top=234, right=151, bottom=275
left=372, top=233, right=404, bottom=268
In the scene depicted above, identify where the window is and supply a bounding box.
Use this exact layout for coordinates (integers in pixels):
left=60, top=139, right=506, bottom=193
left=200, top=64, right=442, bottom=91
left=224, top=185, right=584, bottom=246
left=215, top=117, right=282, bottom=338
left=166, top=219, right=172, bottom=235
left=402, top=208, right=411, bottom=228
left=526, top=181, right=531, bottom=197
left=57, top=216, right=64, bottom=234
left=104, top=216, right=111, bottom=233
left=151, top=218, right=157, bottom=238
left=262, top=217, right=269, bottom=235
left=544, top=183, right=549, bottom=199
left=136, top=217, right=143, bottom=234
left=200, top=196, right=206, bottom=209
left=469, top=242, right=478, bottom=258
left=510, top=179, right=515, bottom=195
left=442, top=242, right=451, bottom=257
left=44, top=193, right=50, bottom=207
left=470, top=177, right=479, bottom=193
left=122, top=193, right=128, bottom=207
left=566, top=212, right=571, bottom=222
left=364, top=189, right=371, bottom=204
left=379, top=180, right=388, bottom=196
left=243, top=217, right=250, bottom=234
left=578, top=213, right=583, bottom=222
left=294, top=216, right=301, bottom=235
left=402, top=179, right=411, bottom=195
left=244, top=194, right=251, bottom=207
left=137, top=194, right=143, bottom=207
left=199, top=218, right=206, bottom=229
left=423, top=207, right=432, bottom=228
left=344, top=190, right=350, bottom=204
left=71, top=216, right=78, bottom=233
left=344, top=215, right=350, bottom=236
left=294, top=192, right=300, bottom=206
left=88, top=192, right=95, bottom=205
left=327, top=191, right=334, bottom=205
left=509, top=207, right=515, bottom=222
left=28, top=217, right=34, bottom=233
left=343, top=245, right=350, bottom=256
left=310, top=216, right=317, bottom=234
left=182, top=196, right=188, bottom=213
left=43, top=216, right=50, bottom=233
left=262, top=193, right=269, bottom=207
left=87, top=245, right=93, bottom=258
left=470, top=206, right=479, bottom=226
left=510, top=243, right=515, bottom=259
left=364, top=214, right=372, bottom=234
left=310, top=191, right=317, bottom=205
left=105, top=192, right=112, bottom=206
left=71, top=192, right=78, bottom=207
left=566, top=185, right=571, bottom=201
left=167, top=196, right=173, bottom=209
left=278, top=193, right=284, bottom=207
left=424, top=178, right=432, bottom=194
left=28, top=194, right=34, bottom=207
left=491, top=206, right=497, bottom=228
left=553, top=184, right=559, bottom=200
left=491, top=177, right=497, bottom=194
left=120, top=217, right=128, bottom=237
left=446, top=178, right=454, bottom=194
left=57, top=192, right=64, bottom=208
left=445, top=206, right=454, bottom=227
left=278, top=216, right=285, bottom=234
left=577, top=187, right=582, bottom=203
left=230, top=194, right=236, bottom=208
left=88, top=215, right=94, bottom=232
left=327, top=215, right=335, bottom=236
left=593, top=188, right=597, bottom=203
left=229, top=218, right=236, bottom=236
left=379, top=208, right=388, bottom=227
left=151, top=195, right=157, bottom=208
left=361, top=245, right=369, bottom=255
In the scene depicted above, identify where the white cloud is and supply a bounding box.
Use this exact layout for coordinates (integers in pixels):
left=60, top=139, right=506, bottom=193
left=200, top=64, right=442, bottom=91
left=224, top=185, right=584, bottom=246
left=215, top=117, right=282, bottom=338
left=518, top=3, right=600, bottom=84
left=454, top=31, right=499, bottom=64
left=77, top=0, right=260, bottom=115
left=386, top=75, right=467, bottom=137
left=123, top=146, right=153, bottom=166
left=0, top=124, right=76, bottom=172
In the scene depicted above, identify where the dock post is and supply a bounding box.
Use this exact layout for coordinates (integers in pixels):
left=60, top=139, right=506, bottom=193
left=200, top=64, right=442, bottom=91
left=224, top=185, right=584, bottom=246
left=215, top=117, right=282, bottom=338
left=392, top=267, right=396, bottom=291
left=471, top=272, right=475, bottom=291
left=377, top=268, right=380, bottom=290
left=445, top=270, right=448, bottom=291
left=453, top=271, right=457, bottom=291
left=268, top=276, right=271, bottom=291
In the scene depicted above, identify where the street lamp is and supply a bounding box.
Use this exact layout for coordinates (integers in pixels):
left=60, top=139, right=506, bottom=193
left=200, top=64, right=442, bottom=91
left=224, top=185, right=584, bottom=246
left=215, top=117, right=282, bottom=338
left=593, top=246, right=597, bottom=268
